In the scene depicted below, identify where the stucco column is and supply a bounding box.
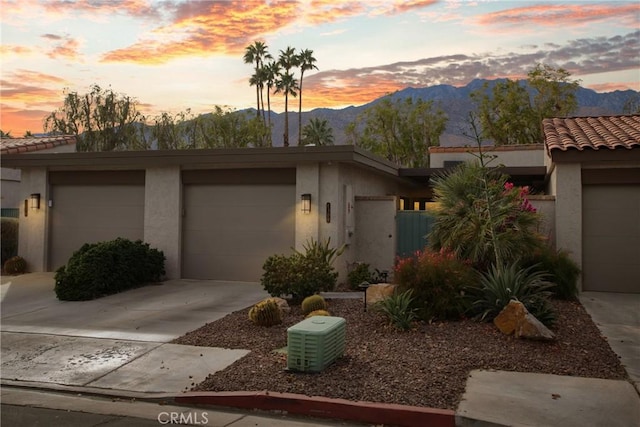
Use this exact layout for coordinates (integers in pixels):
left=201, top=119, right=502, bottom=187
left=144, top=166, right=182, bottom=279
left=18, top=167, right=48, bottom=272
left=553, top=163, right=583, bottom=289
left=295, top=163, right=320, bottom=251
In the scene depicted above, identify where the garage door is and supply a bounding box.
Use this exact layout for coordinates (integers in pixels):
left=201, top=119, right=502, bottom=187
left=49, top=172, right=145, bottom=271
left=583, top=185, right=640, bottom=292
left=182, top=184, right=295, bottom=281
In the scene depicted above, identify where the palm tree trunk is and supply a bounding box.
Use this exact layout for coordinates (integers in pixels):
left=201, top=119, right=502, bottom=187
left=255, top=85, right=260, bottom=118
left=284, top=94, right=289, bottom=147
left=260, top=84, right=266, bottom=125
left=267, top=90, right=272, bottom=146
left=298, top=72, right=304, bottom=146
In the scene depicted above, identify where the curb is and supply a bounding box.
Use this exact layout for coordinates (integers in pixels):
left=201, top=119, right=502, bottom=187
left=174, top=390, right=456, bottom=427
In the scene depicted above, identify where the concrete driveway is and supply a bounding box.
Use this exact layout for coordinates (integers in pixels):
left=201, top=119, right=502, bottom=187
left=1, top=273, right=268, bottom=393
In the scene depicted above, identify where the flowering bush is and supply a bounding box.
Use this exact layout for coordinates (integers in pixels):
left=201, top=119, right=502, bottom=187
left=395, top=249, right=478, bottom=321
left=504, top=182, right=536, bottom=213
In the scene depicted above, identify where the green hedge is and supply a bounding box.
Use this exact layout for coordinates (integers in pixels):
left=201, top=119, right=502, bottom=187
left=1, top=218, right=19, bottom=266
left=55, top=238, right=165, bottom=301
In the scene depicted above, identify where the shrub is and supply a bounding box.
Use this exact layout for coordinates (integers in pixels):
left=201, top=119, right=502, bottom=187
left=521, top=246, right=581, bottom=300
left=429, top=161, right=544, bottom=269
left=347, top=263, right=373, bottom=290
left=1, top=218, right=19, bottom=266
left=261, top=238, right=341, bottom=301
left=468, top=263, right=556, bottom=327
left=54, top=238, right=165, bottom=301
left=375, top=290, right=417, bottom=331
left=301, top=295, right=328, bottom=315
left=395, top=249, right=477, bottom=321
left=4, top=256, right=26, bottom=274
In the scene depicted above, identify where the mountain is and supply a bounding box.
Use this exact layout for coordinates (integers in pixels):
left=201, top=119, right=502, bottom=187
left=263, top=79, right=639, bottom=147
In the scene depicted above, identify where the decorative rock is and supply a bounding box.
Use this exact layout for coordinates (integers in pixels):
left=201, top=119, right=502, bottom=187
left=516, top=312, right=556, bottom=341
left=366, top=283, right=397, bottom=305
left=494, top=300, right=527, bottom=335
left=494, top=300, right=555, bottom=341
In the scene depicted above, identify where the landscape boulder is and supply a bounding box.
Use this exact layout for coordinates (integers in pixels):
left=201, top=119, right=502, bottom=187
left=494, top=300, right=555, bottom=341
left=366, top=283, right=397, bottom=305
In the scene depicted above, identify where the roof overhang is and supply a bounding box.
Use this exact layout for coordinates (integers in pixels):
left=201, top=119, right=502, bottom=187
left=1, top=145, right=401, bottom=176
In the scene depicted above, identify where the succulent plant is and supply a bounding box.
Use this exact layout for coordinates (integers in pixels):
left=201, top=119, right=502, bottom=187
left=248, top=298, right=283, bottom=327
left=305, top=309, right=331, bottom=318
left=3, top=256, right=26, bottom=274
left=301, top=294, right=328, bottom=315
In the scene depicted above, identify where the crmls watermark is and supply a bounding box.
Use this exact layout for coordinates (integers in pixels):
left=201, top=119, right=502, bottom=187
left=157, top=411, right=209, bottom=425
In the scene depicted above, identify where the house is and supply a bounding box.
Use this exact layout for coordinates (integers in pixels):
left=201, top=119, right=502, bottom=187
left=1, top=145, right=416, bottom=281
left=543, top=114, right=640, bottom=293
left=1, top=135, right=77, bottom=215
left=3, top=115, right=638, bottom=294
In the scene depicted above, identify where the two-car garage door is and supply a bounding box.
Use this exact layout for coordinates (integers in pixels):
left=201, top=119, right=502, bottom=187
left=583, top=185, right=640, bottom=293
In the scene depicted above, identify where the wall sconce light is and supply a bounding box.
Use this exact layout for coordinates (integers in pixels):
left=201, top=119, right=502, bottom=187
left=301, top=193, right=311, bottom=214
left=30, top=193, right=41, bottom=210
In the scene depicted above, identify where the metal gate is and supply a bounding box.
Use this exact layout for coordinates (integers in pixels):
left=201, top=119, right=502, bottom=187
left=396, top=211, right=435, bottom=258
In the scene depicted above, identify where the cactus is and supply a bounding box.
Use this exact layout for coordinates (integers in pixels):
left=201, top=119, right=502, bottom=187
left=3, top=256, right=26, bottom=274
left=301, top=294, right=328, bottom=315
left=306, top=309, right=331, bottom=318
left=248, top=298, right=283, bottom=327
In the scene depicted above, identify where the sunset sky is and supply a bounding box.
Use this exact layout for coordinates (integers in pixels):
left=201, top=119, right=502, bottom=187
left=1, top=0, right=639, bottom=136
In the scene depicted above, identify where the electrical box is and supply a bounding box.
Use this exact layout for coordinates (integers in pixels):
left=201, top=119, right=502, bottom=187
left=287, top=316, right=346, bottom=372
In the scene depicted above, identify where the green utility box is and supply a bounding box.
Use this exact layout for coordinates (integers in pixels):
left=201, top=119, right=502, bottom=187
left=287, top=316, right=346, bottom=372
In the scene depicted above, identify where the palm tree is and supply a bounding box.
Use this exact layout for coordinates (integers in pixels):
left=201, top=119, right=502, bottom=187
left=275, top=70, right=298, bottom=147
left=277, top=47, right=298, bottom=146
left=264, top=60, right=281, bottom=143
left=296, top=49, right=318, bottom=145
left=301, top=118, right=334, bottom=146
left=243, top=41, right=270, bottom=119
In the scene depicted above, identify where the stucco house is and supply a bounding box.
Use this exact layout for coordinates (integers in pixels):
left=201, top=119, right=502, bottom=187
left=543, top=115, right=640, bottom=293
left=2, top=114, right=638, bottom=294
left=1, top=146, right=415, bottom=282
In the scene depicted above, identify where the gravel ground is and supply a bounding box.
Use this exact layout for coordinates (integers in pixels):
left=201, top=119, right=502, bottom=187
left=172, top=298, right=628, bottom=410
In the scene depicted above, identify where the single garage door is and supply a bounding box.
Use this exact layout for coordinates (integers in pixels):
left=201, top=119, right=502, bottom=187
left=48, top=172, right=145, bottom=271
left=583, top=185, right=640, bottom=292
left=182, top=182, right=296, bottom=281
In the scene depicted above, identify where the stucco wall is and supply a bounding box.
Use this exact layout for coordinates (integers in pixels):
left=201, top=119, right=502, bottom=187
left=430, top=145, right=545, bottom=168
left=529, top=195, right=556, bottom=245
left=144, top=166, right=182, bottom=279
left=549, top=162, right=583, bottom=288
left=17, top=168, right=48, bottom=272
left=1, top=168, right=21, bottom=209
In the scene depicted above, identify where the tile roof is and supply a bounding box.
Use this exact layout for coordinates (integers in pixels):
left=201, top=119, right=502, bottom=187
left=0, top=135, right=77, bottom=155
left=543, top=115, right=640, bottom=152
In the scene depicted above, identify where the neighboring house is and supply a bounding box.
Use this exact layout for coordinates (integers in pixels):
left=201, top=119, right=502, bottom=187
left=1, top=135, right=77, bottom=214
left=544, top=115, right=640, bottom=293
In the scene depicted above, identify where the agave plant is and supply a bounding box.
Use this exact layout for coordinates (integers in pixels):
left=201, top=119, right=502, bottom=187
left=468, top=263, right=556, bottom=326
left=375, top=290, right=418, bottom=331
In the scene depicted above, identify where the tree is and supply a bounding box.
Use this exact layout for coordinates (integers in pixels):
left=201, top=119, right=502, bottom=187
left=263, top=60, right=281, bottom=144
left=471, top=64, right=580, bottom=145
left=0, top=130, right=12, bottom=138
left=301, top=118, right=334, bottom=146
left=243, top=41, right=270, bottom=120
left=198, top=106, right=270, bottom=148
left=347, top=96, right=447, bottom=167
left=296, top=49, right=318, bottom=145
left=149, top=109, right=197, bottom=150
left=277, top=46, right=298, bottom=147
left=44, top=84, right=145, bottom=151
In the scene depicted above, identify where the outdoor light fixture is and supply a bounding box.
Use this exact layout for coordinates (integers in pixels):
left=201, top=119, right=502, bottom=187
left=301, top=193, right=311, bottom=214
left=30, top=193, right=41, bottom=210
